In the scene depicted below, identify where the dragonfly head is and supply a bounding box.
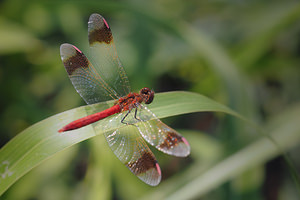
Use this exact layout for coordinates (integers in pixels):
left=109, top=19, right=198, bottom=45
left=140, top=87, right=154, bottom=104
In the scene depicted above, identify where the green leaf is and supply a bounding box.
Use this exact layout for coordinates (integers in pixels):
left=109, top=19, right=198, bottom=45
left=0, top=91, right=240, bottom=195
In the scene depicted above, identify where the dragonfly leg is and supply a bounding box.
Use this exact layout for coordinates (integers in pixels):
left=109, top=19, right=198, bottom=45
left=121, top=110, right=131, bottom=124
left=121, top=109, right=141, bottom=126
left=134, top=107, right=141, bottom=121
left=134, top=107, right=147, bottom=122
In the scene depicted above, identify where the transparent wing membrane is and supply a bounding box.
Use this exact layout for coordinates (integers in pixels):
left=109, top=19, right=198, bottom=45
left=60, top=13, right=131, bottom=104
left=137, top=105, right=190, bottom=157
left=88, top=13, right=131, bottom=99
left=60, top=44, right=120, bottom=104
left=97, top=113, right=161, bottom=186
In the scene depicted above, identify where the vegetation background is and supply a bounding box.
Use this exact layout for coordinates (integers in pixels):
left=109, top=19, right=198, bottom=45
left=0, top=0, right=300, bottom=199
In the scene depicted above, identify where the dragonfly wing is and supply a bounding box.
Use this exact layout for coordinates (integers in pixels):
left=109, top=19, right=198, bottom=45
left=98, top=113, right=161, bottom=186
left=88, top=13, right=131, bottom=98
left=136, top=105, right=190, bottom=157
left=60, top=44, right=120, bottom=104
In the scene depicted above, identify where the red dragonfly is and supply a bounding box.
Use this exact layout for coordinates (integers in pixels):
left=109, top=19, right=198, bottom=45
left=59, top=13, right=190, bottom=186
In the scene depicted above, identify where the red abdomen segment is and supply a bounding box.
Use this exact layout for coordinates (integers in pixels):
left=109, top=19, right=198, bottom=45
left=59, top=104, right=121, bottom=132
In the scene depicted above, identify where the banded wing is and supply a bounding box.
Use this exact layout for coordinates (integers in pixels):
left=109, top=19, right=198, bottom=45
left=98, top=113, right=161, bottom=186
left=88, top=13, right=131, bottom=99
left=136, top=105, right=190, bottom=157
left=60, top=44, right=120, bottom=104
left=60, top=14, right=130, bottom=104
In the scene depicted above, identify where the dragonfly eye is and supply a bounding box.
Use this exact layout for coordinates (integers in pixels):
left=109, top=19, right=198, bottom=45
left=140, top=87, right=154, bottom=104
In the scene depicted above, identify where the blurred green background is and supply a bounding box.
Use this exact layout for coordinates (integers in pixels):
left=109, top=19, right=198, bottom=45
left=1, top=0, right=300, bottom=199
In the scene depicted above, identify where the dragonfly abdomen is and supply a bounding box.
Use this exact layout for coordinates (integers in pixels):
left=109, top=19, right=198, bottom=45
left=59, top=104, right=121, bottom=132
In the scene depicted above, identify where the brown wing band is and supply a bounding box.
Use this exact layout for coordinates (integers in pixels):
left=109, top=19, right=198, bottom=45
left=89, top=16, right=113, bottom=44
left=63, top=47, right=89, bottom=75
left=126, top=152, right=157, bottom=175
left=159, top=131, right=184, bottom=150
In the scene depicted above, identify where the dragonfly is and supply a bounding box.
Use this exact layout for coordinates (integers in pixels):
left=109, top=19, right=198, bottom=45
left=58, top=13, right=190, bottom=186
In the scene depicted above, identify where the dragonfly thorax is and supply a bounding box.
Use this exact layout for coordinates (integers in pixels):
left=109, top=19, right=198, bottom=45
left=118, top=88, right=154, bottom=111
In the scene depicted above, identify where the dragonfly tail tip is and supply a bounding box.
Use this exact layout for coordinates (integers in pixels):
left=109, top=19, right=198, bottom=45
left=58, top=128, right=64, bottom=133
